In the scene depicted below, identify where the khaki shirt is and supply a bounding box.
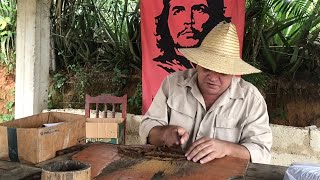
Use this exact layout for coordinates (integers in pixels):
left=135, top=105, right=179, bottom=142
left=139, top=69, right=272, bottom=164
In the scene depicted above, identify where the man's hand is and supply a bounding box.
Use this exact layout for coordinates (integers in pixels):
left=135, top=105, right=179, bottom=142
left=148, top=125, right=189, bottom=147
left=185, top=137, right=229, bottom=164
left=185, top=137, right=251, bottom=164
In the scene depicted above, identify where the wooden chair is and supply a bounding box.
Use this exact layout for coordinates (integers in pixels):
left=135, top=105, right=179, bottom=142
left=85, top=94, right=127, bottom=144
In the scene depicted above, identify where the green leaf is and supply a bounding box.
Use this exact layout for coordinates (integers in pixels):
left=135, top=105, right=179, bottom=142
left=0, top=31, right=8, bottom=36
left=0, top=19, right=7, bottom=30
left=1, top=114, right=14, bottom=122
left=6, top=101, right=14, bottom=110
left=289, top=46, right=299, bottom=63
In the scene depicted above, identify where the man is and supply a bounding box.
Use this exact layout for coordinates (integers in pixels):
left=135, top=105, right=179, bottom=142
left=140, top=22, right=272, bottom=164
left=154, top=0, right=231, bottom=73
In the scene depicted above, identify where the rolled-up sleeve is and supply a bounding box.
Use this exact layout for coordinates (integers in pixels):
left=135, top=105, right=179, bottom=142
left=139, top=77, right=170, bottom=144
left=240, top=96, right=272, bottom=164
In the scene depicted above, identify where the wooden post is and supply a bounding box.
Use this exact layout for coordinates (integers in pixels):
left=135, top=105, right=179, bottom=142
left=41, top=160, right=91, bottom=180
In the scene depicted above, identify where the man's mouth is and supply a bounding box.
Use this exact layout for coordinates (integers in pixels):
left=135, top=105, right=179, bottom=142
left=177, top=27, right=202, bottom=40
left=178, top=28, right=195, bottom=37
left=207, top=82, right=218, bottom=87
left=180, top=30, right=194, bottom=36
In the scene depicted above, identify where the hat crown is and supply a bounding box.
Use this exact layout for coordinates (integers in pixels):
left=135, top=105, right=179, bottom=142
left=201, top=22, right=240, bottom=58
left=178, top=22, right=261, bottom=75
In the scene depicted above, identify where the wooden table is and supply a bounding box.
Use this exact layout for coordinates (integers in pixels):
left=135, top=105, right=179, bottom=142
left=0, top=144, right=287, bottom=180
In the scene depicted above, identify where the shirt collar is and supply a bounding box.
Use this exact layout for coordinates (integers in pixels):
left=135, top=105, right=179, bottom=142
left=229, top=76, right=244, bottom=99
left=177, top=69, right=198, bottom=88
left=207, top=76, right=244, bottom=111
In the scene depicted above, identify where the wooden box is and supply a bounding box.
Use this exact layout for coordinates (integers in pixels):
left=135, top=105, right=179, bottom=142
left=0, top=112, right=86, bottom=164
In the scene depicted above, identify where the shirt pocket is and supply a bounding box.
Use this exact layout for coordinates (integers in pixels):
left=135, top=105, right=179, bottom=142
left=167, top=97, right=196, bottom=131
left=214, top=114, right=241, bottom=143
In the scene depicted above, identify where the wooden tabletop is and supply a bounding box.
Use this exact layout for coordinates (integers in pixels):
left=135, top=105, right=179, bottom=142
left=0, top=144, right=287, bottom=180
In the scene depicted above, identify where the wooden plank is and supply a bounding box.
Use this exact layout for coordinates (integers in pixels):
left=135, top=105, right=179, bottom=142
left=245, top=163, right=288, bottom=180
left=0, top=143, right=289, bottom=180
left=72, top=144, right=249, bottom=180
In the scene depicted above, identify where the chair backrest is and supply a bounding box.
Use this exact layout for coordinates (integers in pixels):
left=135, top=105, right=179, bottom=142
left=85, top=94, right=127, bottom=144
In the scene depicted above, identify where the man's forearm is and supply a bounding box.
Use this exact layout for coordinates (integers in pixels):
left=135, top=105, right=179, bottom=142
left=226, top=142, right=251, bottom=160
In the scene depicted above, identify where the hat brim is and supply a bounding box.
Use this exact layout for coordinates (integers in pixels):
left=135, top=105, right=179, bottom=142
left=178, top=48, right=261, bottom=75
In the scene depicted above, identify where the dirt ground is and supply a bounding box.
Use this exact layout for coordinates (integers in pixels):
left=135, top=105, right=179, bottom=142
left=0, top=66, right=15, bottom=122
left=266, top=76, right=320, bottom=127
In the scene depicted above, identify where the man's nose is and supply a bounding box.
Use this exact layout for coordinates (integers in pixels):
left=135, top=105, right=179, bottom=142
left=184, top=11, right=195, bottom=25
left=207, top=71, right=221, bottom=81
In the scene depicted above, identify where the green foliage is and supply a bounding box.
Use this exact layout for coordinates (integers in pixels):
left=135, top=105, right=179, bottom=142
left=0, top=114, right=14, bottom=122
left=48, top=73, right=66, bottom=109
left=0, top=0, right=16, bottom=73
left=50, top=0, right=141, bottom=72
left=0, top=100, right=14, bottom=122
left=242, top=72, right=269, bottom=90
left=50, top=0, right=141, bottom=112
left=270, top=103, right=286, bottom=120
left=243, top=0, right=320, bottom=124
left=244, top=0, right=320, bottom=78
left=68, top=64, right=90, bottom=103
left=112, top=66, right=129, bottom=96
left=128, top=81, right=142, bottom=113
left=6, top=101, right=14, bottom=111
left=53, top=73, right=67, bottom=89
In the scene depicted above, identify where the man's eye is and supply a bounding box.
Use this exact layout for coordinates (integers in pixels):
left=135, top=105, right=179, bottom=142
left=173, top=9, right=182, bottom=15
left=192, top=4, right=208, bottom=13
left=172, top=7, right=185, bottom=15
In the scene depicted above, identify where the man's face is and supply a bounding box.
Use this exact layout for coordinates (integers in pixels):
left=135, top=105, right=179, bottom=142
left=168, top=0, right=210, bottom=48
left=197, top=66, right=233, bottom=96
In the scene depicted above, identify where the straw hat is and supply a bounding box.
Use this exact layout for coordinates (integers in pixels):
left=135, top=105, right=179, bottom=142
left=178, top=22, right=261, bottom=75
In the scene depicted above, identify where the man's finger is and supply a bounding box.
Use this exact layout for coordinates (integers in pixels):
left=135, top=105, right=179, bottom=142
left=185, top=137, right=210, bottom=156
left=176, top=127, right=189, bottom=145
left=180, top=132, right=189, bottom=144
left=190, top=145, right=215, bottom=162
left=186, top=140, right=211, bottom=160
left=176, top=127, right=186, bottom=136
left=163, top=126, right=182, bottom=146
left=199, top=151, right=219, bottom=164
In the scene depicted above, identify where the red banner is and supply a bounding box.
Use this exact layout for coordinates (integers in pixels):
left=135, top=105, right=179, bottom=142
left=141, top=0, right=245, bottom=114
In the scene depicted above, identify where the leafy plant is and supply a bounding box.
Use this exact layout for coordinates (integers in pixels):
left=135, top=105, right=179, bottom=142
left=51, top=0, right=141, bottom=73
left=48, top=73, right=67, bottom=109
left=270, top=103, right=286, bottom=120
left=0, top=0, right=16, bottom=73
left=0, top=101, right=14, bottom=122
left=0, top=114, right=14, bottom=122
left=5, top=101, right=14, bottom=112
left=242, top=72, right=269, bottom=91
left=128, top=81, right=142, bottom=113
left=89, top=0, right=141, bottom=95
left=68, top=64, right=90, bottom=104
left=49, top=0, right=141, bottom=110
left=244, top=0, right=320, bottom=77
